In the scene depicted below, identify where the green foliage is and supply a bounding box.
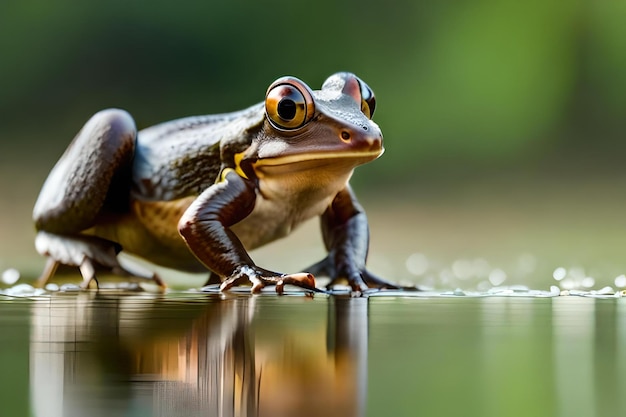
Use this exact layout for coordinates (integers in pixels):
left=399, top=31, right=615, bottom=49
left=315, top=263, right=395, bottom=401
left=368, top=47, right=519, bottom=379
left=0, top=0, right=624, bottom=184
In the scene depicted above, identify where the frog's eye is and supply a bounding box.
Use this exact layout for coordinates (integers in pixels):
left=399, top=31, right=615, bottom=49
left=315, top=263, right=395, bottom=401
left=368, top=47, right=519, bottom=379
left=358, top=80, right=376, bottom=119
left=265, top=77, right=315, bottom=130
left=322, top=73, right=377, bottom=119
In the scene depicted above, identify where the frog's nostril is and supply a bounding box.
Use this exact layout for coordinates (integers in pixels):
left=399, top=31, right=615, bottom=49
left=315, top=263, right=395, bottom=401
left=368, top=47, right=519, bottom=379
left=368, top=136, right=383, bottom=150
left=340, top=131, right=351, bottom=142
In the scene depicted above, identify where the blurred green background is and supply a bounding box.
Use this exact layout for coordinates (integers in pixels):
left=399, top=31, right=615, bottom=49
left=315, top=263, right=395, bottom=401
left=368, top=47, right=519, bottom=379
left=1, top=0, right=625, bottom=288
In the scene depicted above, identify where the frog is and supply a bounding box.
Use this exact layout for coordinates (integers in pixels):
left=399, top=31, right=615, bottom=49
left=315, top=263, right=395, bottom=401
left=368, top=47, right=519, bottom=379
left=32, top=72, right=403, bottom=294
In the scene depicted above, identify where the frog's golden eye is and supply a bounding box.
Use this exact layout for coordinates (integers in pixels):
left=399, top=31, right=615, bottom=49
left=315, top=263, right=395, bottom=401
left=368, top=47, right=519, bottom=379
left=358, top=80, right=376, bottom=119
left=265, top=77, right=315, bottom=130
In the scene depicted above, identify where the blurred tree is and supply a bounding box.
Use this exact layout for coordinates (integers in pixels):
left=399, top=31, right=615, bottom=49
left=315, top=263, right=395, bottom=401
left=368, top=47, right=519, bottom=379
left=0, top=0, right=624, bottom=186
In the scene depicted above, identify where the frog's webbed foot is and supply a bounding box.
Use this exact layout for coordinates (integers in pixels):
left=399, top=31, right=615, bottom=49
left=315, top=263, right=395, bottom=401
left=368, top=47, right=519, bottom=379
left=219, top=266, right=319, bottom=294
left=306, top=256, right=417, bottom=293
left=35, top=231, right=166, bottom=290
left=361, top=269, right=419, bottom=291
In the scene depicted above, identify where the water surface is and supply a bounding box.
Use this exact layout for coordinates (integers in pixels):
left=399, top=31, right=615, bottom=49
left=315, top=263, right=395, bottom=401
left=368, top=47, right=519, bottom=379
left=0, top=291, right=624, bottom=417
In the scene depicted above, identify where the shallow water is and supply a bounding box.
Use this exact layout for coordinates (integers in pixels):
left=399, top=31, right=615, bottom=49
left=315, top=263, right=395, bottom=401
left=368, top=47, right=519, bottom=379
left=0, top=290, right=624, bottom=417
left=2, top=181, right=626, bottom=415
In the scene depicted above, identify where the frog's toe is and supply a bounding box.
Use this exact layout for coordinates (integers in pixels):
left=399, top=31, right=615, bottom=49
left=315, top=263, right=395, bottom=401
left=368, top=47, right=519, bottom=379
left=36, top=231, right=120, bottom=271
left=78, top=257, right=98, bottom=289
left=249, top=272, right=318, bottom=294
left=344, top=272, right=369, bottom=293
left=35, top=231, right=120, bottom=288
left=219, top=273, right=249, bottom=292
left=112, top=262, right=167, bottom=291
left=218, top=271, right=273, bottom=293
left=362, top=270, right=420, bottom=291
left=274, top=273, right=318, bottom=294
left=250, top=277, right=267, bottom=294
left=220, top=267, right=319, bottom=294
left=34, top=231, right=166, bottom=290
left=323, top=264, right=419, bottom=293
left=361, top=270, right=399, bottom=289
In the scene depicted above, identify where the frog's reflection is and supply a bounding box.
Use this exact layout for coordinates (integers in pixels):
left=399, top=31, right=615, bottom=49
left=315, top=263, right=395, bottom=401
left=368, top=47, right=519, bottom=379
left=30, top=293, right=367, bottom=417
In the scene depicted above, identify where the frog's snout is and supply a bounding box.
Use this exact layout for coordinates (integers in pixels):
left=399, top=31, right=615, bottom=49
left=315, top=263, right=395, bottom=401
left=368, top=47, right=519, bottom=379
left=368, top=132, right=383, bottom=149
left=339, top=127, right=383, bottom=154
left=364, top=134, right=383, bottom=152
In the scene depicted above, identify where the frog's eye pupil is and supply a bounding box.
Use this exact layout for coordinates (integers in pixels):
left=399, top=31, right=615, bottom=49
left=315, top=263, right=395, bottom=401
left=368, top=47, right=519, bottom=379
left=277, top=98, right=297, bottom=120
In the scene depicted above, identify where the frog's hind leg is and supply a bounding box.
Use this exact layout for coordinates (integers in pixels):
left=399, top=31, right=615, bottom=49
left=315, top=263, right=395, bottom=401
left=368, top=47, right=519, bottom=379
left=32, top=109, right=164, bottom=289
left=33, top=109, right=136, bottom=234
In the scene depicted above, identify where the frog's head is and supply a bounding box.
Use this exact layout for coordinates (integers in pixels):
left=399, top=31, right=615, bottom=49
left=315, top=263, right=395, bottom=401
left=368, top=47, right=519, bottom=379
left=240, top=72, right=383, bottom=180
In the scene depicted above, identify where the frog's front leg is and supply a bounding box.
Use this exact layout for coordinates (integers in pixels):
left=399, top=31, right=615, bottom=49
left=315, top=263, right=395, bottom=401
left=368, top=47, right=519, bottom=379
left=178, top=170, right=316, bottom=294
left=32, top=109, right=165, bottom=289
left=309, top=186, right=406, bottom=293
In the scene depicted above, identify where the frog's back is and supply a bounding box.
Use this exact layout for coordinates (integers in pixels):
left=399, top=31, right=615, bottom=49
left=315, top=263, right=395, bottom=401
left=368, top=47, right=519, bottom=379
left=132, top=104, right=263, bottom=201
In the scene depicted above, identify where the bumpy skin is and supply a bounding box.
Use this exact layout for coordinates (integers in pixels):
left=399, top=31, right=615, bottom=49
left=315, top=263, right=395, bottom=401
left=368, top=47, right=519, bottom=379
left=32, top=73, right=402, bottom=293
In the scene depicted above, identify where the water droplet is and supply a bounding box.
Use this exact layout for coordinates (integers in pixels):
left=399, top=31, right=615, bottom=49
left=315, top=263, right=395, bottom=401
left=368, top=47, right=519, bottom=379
left=569, top=267, right=585, bottom=280
left=595, top=286, right=614, bottom=295
left=60, top=283, right=81, bottom=292
left=4, top=283, right=34, bottom=296
left=472, top=258, right=491, bottom=277
left=488, top=269, right=507, bottom=286
left=405, top=253, right=429, bottom=276
left=439, top=268, right=454, bottom=284
left=560, top=278, right=576, bottom=290
left=614, top=275, right=626, bottom=288
left=581, top=277, right=595, bottom=288
left=1, top=268, right=20, bottom=285
left=452, top=259, right=473, bottom=280
left=552, top=267, right=567, bottom=281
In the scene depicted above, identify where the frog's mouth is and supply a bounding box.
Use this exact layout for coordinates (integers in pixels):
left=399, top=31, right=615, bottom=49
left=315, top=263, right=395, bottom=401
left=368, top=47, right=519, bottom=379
left=249, top=148, right=383, bottom=179
left=254, top=148, right=383, bottom=168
